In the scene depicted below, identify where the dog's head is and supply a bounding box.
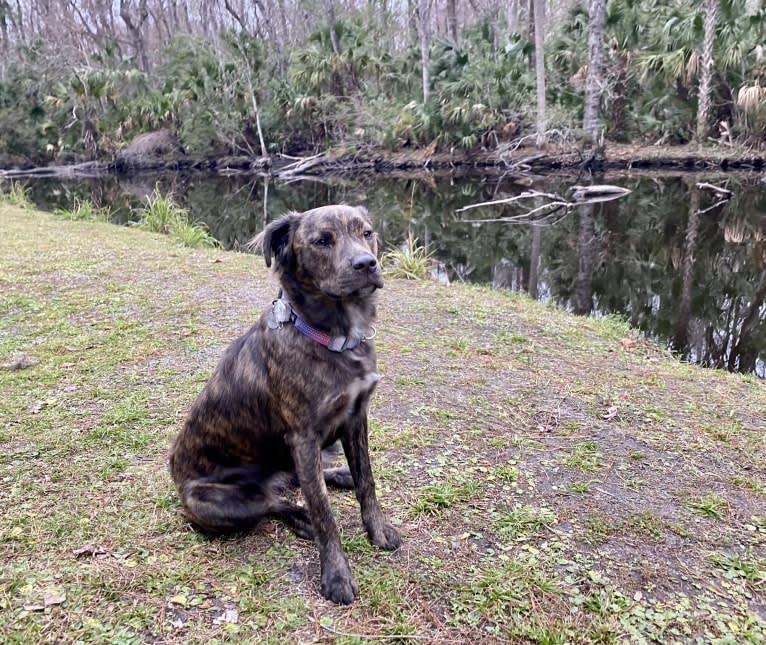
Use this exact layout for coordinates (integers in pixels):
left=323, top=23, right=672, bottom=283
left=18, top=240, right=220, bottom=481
left=252, top=205, right=383, bottom=299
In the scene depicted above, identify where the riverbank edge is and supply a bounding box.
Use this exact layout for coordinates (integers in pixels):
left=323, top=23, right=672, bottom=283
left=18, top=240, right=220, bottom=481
left=3, top=141, right=766, bottom=179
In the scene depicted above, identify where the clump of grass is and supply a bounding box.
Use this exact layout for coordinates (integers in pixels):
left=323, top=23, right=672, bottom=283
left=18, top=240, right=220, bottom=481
left=0, top=180, right=33, bottom=209
left=686, top=494, right=728, bottom=520
left=382, top=233, right=434, bottom=280
left=495, top=504, right=557, bottom=539
left=565, top=441, right=604, bottom=472
left=410, top=476, right=478, bottom=514
left=136, top=186, right=218, bottom=248
left=54, top=198, right=112, bottom=222
left=710, top=549, right=766, bottom=584
left=173, top=219, right=219, bottom=248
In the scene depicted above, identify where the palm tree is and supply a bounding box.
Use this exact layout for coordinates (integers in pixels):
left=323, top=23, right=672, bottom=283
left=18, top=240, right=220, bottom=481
left=418, top=0, right=432, bottom=102
left=696, top=0, right=719, bottom=142
left=532, top=0, right=546, bottom=146
left=583, top=0, right=607, bottom=145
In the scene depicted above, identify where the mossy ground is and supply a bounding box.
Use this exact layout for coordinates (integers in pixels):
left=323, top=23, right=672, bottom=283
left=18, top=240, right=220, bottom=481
left=1, top=206, right=764, bottom=644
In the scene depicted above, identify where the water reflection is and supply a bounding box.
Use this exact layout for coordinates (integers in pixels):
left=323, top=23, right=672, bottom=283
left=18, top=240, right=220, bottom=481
left=21, top=172, right=766, bottom=377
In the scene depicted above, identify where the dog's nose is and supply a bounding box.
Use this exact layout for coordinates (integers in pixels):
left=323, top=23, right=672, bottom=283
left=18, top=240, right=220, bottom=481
left=352, top=254, right=378, bottom=271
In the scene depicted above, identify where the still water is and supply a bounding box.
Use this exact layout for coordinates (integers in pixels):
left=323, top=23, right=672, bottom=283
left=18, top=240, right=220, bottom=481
left=22, top=171, right=766, bottom=378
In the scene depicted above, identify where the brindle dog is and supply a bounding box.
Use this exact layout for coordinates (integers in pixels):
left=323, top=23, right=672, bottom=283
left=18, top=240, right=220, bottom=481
left=169, top=204, right=400, bottom=604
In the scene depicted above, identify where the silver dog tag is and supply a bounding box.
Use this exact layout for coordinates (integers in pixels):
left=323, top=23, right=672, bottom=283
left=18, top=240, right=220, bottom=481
left=269, top=299, right=292, bottom=329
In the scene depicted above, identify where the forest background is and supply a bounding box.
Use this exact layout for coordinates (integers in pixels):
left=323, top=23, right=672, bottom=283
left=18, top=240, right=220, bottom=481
left=1, top=0, right=765, bottom=164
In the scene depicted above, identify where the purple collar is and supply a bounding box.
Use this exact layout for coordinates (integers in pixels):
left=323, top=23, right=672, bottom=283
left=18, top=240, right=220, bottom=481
left=269, top=296, right=375, bottom=353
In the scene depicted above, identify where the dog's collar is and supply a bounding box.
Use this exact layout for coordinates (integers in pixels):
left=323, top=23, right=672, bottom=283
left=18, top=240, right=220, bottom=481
left=269, top=295, right=375, bottom=353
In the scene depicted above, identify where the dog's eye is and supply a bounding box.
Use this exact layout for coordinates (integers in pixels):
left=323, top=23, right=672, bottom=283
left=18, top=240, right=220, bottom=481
left=363, top=230, right=373, bottom=238
left=314, top=236, right=333, bottom=247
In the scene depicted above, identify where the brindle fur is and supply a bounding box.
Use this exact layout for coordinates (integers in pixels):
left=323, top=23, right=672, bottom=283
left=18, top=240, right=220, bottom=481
left=169, top=204, right=400, bottom=604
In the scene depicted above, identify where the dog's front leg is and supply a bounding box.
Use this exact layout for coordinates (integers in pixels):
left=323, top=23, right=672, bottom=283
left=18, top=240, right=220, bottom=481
left=342, top=417, right=401, bottom=551
left=288, top=432, right=358, bottom=604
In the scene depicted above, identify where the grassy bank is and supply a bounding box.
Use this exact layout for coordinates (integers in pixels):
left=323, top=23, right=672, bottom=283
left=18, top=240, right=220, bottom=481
left=1, top=206, right=764, bottom=644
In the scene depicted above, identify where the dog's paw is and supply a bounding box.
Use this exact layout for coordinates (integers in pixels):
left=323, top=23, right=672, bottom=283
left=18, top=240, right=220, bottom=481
left=320, top=567, right=358, bottom=605
left=367, top=521, right=401, bottom=551
left=279, top=506, right=315, bottom=541
left=323, top=466, right=355, bottom=489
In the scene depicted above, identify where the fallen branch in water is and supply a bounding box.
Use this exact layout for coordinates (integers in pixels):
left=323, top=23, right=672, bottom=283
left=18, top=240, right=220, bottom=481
left=456, top=184, right=632, bottom=224
left=695, top=198, right=731, bottom=217
left=695, top=182, right=733, bottom=198
left=275, top=153, right=325, bottom=178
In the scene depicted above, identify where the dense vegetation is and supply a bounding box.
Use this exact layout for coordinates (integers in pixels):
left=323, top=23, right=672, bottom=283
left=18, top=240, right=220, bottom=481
left=2, top=0, right=766, bottom=162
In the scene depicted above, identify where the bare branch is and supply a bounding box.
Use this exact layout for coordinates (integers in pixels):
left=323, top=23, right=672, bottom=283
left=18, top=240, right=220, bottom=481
left=696, top=182, right=733, bottom=198
left=457, top=184, right=632, bottom=225
left=456, top=190, right=568, bottom=213
left=695, top=198, right=731, bottom=217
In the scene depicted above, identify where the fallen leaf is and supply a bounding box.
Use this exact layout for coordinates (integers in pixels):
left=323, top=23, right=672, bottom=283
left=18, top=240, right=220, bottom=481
left=170, top=616, right=186, bottom=629
left=29, top=402, right=47, bottom=414
left=602, top=407, right=618, bottom=421
left=44, top=592, right=66, bottom=607
left=169, top=594, right=188, bottom=608
left=23, top=604, right=45, bottom=612
left=622, top=338, right=636, bottom=350
left=213, top=608, right=239, bottom=625
left=73, top=544, right=108, bottom=558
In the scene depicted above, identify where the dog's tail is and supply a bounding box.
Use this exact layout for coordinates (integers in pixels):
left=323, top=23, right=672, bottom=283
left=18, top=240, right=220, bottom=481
left=178, top=466, right=312, bottom=538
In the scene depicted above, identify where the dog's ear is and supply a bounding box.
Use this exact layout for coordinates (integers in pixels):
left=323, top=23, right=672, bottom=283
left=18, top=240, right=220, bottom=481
left=249, top=213, right=299, bottom=268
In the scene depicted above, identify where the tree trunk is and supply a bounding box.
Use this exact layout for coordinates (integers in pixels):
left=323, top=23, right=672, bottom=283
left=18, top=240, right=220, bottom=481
left=611, top=50, right=628, bottom=140
left=324, top=0, right=342, bottom=56
left=446, top=0, right=458, bottom=42
left=418, top=0, right=432, bottom=102
left=0, top=1, right=9, bottom=57
left=408, top=0, right=419, bottom=48
left=532, top=0, right=546, bottom=146
left=583, top=0, right=607, bottom=145
left=119, top=0, right=150, bottom=72
left=507, top=0, right=519, bottom=33
left=696, top=0, right=718, bottom=142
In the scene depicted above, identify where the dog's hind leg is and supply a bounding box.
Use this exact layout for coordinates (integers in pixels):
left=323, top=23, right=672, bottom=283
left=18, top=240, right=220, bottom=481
left=180, top=466, right=313, bottom=539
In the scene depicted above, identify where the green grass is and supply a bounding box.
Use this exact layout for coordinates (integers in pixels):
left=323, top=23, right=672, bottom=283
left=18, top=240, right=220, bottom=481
left=0, top=180, right=33, bottom=208
left=54, top=198, right=112, bottom=222
left=494, top=504, right=557, bottom=539
left=565, top=441, right=605, bottom=472
left=1, top=205, right=765, bottom=643
left=137, top=185, right=219, bottom=248
left=382, top=233, right=434, bottom=280
left=686, top=494, right=729, bottom=520
left=410, top=475, right=479, bottom=514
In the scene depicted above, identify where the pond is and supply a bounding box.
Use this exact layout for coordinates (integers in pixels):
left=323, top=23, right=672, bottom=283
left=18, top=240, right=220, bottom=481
left=20, top=170, right=766, bottom=378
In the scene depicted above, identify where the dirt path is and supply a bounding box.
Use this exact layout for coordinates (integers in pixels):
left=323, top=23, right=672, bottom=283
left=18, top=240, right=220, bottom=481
left=1, top=205, right=764, bottom=643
